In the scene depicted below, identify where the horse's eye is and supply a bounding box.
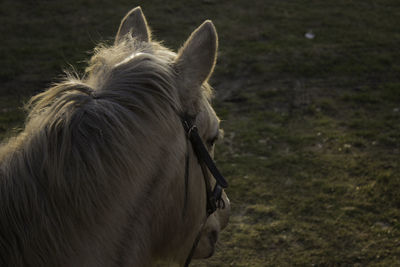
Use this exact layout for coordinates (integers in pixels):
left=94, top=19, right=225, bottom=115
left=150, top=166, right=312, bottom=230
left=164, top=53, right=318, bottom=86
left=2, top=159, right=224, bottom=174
left=207, top=128, right=223, bottom=148
left=207, top=128, right=223, bottom=147
left=207, top=136, right=218, bottom=147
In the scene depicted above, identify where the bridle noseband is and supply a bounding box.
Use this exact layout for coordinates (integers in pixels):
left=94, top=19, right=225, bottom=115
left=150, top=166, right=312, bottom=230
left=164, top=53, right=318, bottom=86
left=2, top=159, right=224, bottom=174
left=181, top=114, right=228, bottom=267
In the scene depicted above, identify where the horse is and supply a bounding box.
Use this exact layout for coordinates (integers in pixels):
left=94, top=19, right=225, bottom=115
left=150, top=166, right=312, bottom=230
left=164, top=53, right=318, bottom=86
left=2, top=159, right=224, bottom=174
left=0, top=6, right=230, bottom=267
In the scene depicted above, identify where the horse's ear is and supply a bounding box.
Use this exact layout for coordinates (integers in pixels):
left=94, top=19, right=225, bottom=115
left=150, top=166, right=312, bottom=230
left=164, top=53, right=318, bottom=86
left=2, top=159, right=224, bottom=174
left=115, top=6, right=151, bottom=44
left=175, top=20, right=218, bottom=88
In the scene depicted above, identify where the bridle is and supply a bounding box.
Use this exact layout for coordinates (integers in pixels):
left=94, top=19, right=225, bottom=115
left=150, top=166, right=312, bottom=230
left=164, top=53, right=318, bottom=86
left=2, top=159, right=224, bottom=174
left=181, top=114, right=228, bottom=267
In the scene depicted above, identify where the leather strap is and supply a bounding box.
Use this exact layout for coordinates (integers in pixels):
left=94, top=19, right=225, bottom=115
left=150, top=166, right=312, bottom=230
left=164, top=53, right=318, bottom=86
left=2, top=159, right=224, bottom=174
left=182, top=137, right=190, bottom=218
left=181, top=115, right=228, bottom=266
left=185, top=125, right=228, bottom=188
left=183, top=219, right=207, bottom=267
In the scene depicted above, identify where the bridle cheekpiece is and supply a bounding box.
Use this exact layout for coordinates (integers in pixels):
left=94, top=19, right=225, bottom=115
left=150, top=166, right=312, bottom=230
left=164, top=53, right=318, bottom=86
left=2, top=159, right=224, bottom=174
left=181, top=114, right=228, bottom=267
left=181, top=115, right=228, bottom=216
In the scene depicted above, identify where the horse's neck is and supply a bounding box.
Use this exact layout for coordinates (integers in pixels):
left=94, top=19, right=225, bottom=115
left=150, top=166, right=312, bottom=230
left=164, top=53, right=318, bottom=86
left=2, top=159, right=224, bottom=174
left=0, top=124, right=194, bottom=266
left=0, top=146, right=152, bottom=266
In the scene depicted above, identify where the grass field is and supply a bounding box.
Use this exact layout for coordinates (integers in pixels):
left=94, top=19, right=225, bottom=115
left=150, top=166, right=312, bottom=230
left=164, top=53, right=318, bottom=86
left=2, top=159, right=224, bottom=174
left=1, top=0, right=399, bottom=266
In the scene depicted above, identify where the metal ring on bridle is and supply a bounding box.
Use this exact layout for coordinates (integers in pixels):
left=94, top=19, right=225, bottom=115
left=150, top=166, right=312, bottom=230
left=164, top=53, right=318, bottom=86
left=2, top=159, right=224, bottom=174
left=187, top=125, right=197, bottom=138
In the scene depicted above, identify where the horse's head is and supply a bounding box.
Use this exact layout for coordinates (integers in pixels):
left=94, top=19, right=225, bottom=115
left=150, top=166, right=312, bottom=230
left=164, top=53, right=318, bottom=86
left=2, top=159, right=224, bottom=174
left=111, top=7, right=231, bottom=264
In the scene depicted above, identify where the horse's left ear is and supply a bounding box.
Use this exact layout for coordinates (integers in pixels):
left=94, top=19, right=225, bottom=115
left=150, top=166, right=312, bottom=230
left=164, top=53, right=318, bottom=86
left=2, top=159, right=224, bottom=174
left=115, top=6, right=151, bottom=44
left=174, top=20, right=218, bottom=88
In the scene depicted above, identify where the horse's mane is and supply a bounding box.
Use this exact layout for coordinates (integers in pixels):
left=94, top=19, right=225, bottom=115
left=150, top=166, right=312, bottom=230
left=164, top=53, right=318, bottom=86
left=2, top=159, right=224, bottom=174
left=29, top=37, right=182, bottom=125
left=0, top=36, right=211, bottom=265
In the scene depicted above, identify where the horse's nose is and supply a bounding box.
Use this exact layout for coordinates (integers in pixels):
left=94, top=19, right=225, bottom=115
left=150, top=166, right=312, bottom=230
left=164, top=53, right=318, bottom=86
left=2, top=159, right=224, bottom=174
left=218, top=191, right=230, bottom=230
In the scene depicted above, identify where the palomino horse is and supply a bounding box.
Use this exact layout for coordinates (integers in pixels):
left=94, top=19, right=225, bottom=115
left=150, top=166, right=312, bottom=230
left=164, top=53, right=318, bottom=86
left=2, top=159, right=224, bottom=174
left=0, top=6, right=230, bottom=267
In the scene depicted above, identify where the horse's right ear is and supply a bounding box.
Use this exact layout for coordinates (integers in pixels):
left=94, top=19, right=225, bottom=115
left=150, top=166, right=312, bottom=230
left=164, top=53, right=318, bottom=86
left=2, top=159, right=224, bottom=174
left=174, top=21, right=217, bottom=114
left=174, top=21, right=218, bottom=89
left=115, top=6, right=151, bottom=44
